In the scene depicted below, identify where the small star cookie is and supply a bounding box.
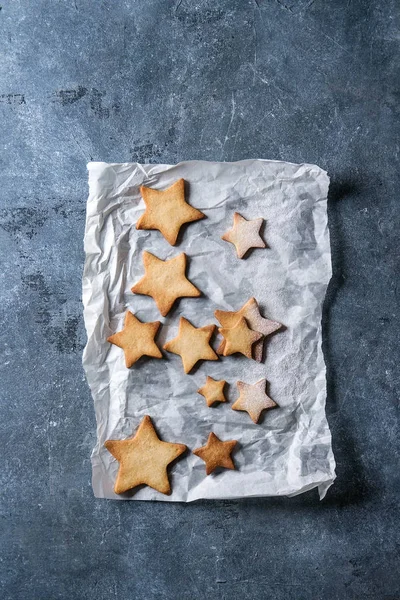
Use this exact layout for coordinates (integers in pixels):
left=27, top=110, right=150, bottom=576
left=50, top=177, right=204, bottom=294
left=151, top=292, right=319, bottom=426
left=137, top=178, right=205, bottom=246
left=131, top=251, right=200, bottom=317
left=219, top=316, right=263, bottom=359
left=107, top=311, right=162, bottom=368
left=105, top=415, right=187, bottom=495
left=197, top=376, right=227, bottom=407
left=163, top=317, right=218, bottom=374
left=193, top=432, right=237, bottom=475
left=215, top=297, right=282, bottom=362
left=232, top=379, right=277, bottom=424
left=222, top=212, right=266, bottom=259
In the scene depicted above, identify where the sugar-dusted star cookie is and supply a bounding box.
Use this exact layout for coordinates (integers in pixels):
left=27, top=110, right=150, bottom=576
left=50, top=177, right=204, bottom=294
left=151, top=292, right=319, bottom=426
left=222, top=212, right=266, bottom=259
left=197, top=376, right=227, bottom=407
left=163, top=317, right=218, bottom=374
left=215, top=297, right=282, bottom=362
left=232, top=379, right=277, bottom=424
left=219, top=316, right=263, bottom=359
left=136, top=178, right=205, bottom=246
left=131, top=251, right=200, bottom=317
left=105, top=415, right=187, bottom=495
left=193, top=432, right=237, bottom=475
left=107, top=311, right=162, bottom=368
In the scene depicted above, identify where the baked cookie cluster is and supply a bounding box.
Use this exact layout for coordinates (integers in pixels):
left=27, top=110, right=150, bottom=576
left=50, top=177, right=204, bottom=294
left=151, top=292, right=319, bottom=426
left=105, top=179, right=283, bottom=495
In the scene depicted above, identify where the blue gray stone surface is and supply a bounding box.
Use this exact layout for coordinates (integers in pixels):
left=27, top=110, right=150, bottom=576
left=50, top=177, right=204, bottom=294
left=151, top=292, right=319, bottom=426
left=0, top=0, right=399, bottom=598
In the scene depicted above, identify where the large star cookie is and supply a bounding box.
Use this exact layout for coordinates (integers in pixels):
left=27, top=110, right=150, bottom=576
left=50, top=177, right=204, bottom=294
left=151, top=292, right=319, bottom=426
left=222, top=212, right=266, bottom=259
left=197, top=376, right=227, bottom=407
left=107, top=311, right=162, bottom=368
left=131, top=251, right=200, bottom=317
left=215, top=297, right=282, bottom=362
left=105, top=415, right=187, bottom=495
left=136, top=178, right=205, bottom=245
left=232, top=379, right=277, bottom=424
left=163, top=317, right=218, bottom=373
left=193, top=432, right=237, bottom=475
left=219, top=316, right=263, bottom=359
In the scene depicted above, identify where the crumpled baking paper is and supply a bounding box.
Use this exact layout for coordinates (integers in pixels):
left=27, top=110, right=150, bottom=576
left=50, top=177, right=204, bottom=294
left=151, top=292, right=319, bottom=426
left=83, top=159, right=336, bottom=502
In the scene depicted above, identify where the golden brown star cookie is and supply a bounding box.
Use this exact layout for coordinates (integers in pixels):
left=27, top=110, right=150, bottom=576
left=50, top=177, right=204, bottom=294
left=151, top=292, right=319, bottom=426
left=222, top=212, right=266, bottom=258
left=136, top=178, right=205, bottom=246
left=219, top=316, right=263, bottom=359
left=215, top=297, right=282, bottom=362
left=197, top=376, right=227, bottom=407
left=163, top=317, right=218, bottom=374
left=131, top=251, right=200, bottom=317
left=107, top=311, right=162, bottom=368
left=105, top=415, right=187, bottom=495
left=193, top=432, right=237, bottom=475
left=232, top=379, right=277, bottom=423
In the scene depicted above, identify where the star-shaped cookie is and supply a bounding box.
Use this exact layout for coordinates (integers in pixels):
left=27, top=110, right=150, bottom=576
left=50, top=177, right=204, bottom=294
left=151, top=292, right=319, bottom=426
left=193, top=432, right=237, bottom=475
left=136, top=178, right=205, bottom=245
left=105, top=415, right=187, bottom=495
left=232, top=379, right=277, bottom=424
left=197, top=376, right=227, bottom=407
left=107, top=311, right=162, bottom=368
left=215, top=297, right=282, bottom=362
left=131, top=251, right=200, bottom=317
left=163, top=317, right=218, bottom=373
left=219, top=316, right=263, bottom=359
left=222, top=212, right=266, bottom=259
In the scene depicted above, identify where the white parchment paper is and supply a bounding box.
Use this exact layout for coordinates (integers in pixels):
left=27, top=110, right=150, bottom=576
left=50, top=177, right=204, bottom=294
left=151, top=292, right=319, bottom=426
left=83, top=159, right=336, bottom=501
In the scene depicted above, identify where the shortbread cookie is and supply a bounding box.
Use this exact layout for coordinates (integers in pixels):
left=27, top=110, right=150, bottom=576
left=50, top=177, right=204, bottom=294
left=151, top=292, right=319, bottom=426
left=131, top=251, right=200, bottom=316
left=232, top=379, right=277, bottom=423
left=107, top=311, right=162, bottom=368
left=197, top=376, right=227, bottom=407
left=163, top=317, right=218, bottom=374
left=137, top=178, right=205, bottom=245
left=222, top=212, right=266, bottom=259
left=215, top=297, right=282, bottom=362
left=193, top=432, right=237, bottom=475
left=105, top=415, right=187, bottom=495
left=219, top=316, right=263, bottom=359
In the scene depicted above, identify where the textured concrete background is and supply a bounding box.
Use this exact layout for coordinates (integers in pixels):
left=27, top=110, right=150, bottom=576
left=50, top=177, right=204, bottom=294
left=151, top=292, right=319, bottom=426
left=0, top=1, right=399, bottom=599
